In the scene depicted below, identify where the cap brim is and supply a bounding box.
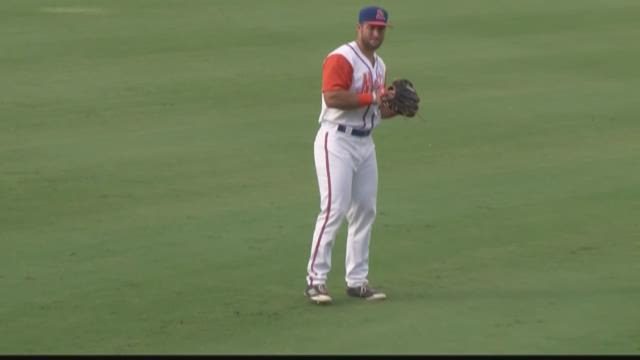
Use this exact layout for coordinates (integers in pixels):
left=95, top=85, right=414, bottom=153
left=363, top=21, right=389, bottom=27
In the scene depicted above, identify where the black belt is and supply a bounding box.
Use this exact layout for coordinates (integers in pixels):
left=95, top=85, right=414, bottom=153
left=337, top=124, right=371, bottom=137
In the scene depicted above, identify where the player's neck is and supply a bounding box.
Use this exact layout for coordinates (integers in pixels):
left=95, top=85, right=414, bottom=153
left=355, top=39, right=375, bottom=64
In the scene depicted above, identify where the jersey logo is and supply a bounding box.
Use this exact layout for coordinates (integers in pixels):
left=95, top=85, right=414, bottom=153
left=359, top=72, right=384, bottom=94
left=360, top=72, right=372, bottom=94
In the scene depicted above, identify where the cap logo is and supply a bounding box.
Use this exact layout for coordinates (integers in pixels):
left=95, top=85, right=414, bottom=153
left=376, top=9, right=386, bottom=21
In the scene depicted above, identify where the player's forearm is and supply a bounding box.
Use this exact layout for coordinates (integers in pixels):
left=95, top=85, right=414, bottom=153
left=323, top=90, right=376, bottom=110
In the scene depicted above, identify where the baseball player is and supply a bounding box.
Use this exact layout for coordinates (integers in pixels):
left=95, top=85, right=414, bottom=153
left=304, top=6, right=398, bottom=304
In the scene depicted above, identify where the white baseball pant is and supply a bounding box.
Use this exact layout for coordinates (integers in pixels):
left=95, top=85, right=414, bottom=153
left=306, top=122, right=378, bottom=288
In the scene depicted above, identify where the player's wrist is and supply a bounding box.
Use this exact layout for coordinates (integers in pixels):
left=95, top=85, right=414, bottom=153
left=357, top=93, right=374, bottom=106
left=357, top=88, right=387, bottom=107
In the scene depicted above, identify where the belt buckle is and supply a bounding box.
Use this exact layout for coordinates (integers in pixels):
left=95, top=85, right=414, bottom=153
left=346, top=126, right=354, bottom=136
left=337, top=124, right=370, bottom=137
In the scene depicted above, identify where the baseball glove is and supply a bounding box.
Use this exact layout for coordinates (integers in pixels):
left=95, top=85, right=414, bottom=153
left=385, top=79, right=420, bottom=117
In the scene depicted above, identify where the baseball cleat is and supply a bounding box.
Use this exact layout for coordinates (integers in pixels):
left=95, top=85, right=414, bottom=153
left=304, top=284, right=332, bottom=304
left=346, top=284, right=387, bottom=300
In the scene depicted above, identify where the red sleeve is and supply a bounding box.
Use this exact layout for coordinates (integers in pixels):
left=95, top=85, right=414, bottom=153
left=322, top=54, right=353, bottom=92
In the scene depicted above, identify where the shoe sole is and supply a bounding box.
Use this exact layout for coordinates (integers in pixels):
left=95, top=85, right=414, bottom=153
left=304, top=292, right=332, bottom=304
left=347, top=293, right=387, bottom=300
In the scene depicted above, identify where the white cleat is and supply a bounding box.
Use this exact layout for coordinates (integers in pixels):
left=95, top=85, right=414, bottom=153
left=304, top=284, right=333, bottom=304
left=346, top=284, right=387, bottom=301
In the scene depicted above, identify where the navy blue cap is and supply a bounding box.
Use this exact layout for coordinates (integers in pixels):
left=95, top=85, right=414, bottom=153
left=358, top=6, right=389, bottom=26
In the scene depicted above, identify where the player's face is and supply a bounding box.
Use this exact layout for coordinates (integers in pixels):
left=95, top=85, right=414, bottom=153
left=358, top=23, right=386, bottom=50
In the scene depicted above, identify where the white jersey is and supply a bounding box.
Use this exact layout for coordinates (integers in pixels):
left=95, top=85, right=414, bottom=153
left=318, top=41, right=387, bottom=131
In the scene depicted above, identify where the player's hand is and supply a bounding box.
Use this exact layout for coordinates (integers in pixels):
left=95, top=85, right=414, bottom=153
left=373, top=87, right=393, bottom=105
left=384, top=87, right=396, bottom=102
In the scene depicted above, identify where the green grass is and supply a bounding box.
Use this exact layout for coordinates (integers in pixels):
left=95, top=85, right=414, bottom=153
left=1, top=0, right=639, bottom=354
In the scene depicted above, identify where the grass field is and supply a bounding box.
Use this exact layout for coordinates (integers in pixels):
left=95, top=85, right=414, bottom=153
left=1, top=0, right=639, bottom=354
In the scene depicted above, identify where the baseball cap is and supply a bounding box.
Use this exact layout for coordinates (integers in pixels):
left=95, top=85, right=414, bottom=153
left=358, top=6, right=389, bottom=27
